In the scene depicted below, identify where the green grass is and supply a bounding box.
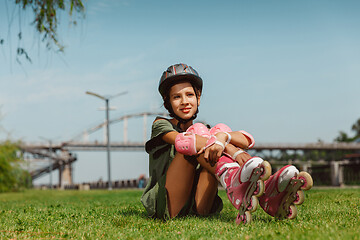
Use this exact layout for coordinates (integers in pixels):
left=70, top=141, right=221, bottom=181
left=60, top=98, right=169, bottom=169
left=0, top=188, right=359, bottom=239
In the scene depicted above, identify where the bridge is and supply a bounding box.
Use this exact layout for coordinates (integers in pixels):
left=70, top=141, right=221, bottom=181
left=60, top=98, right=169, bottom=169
left=23, top=141, right=360, bottom=152
left=20, top=112, right=167, bottom=188
left=19, top=112, right=360, bottom=188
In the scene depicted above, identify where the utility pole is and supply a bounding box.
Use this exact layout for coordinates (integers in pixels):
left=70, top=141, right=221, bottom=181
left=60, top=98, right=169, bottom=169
left=86, top=91, right=128, bottom=190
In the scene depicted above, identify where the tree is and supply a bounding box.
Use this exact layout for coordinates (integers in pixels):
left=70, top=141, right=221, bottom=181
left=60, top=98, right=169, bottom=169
left=351, top=118, right=360, bottom=138
left=0, top=140, right=30, bottom=192
left=334, top=131, right=353, bottom=143
left=1, top=0, right=85, bottom=63
left=335, top=118, right=360, bottom=142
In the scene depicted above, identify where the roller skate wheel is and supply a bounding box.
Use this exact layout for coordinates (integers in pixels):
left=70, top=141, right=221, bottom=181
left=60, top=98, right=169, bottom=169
left=236, top=211, right=252, bottom=225
left=287, top=205, right=297, bottom=220
left=259, top=160, right=271, bottom=181
left=298, top=172, right=313, bottom=190
left=253, top=180, right=264, bottom=197
left=247, top=195, right=259, bottom=213
left=293, top=190, right=305, bottom=205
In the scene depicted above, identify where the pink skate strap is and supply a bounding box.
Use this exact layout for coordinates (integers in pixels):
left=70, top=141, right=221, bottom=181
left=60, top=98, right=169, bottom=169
left=239, top=130, right=255, bottom=149
left=175, top=132, right=197, bottom=155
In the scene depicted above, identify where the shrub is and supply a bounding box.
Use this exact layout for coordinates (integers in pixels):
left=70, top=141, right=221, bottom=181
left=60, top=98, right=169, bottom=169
left=0, top=140, right=30, bottom=192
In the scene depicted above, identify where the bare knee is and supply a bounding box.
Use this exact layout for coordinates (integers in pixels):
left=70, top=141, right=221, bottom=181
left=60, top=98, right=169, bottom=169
left=196, top=203, right=212, bottom=216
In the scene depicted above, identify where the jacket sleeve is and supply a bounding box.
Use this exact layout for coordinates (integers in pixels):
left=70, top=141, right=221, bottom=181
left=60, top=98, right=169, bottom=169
left=145, top=119, right=176, bottom=154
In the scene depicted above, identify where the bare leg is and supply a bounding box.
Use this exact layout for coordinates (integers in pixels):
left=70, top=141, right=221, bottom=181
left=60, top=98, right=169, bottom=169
left=195, top=168, right=218, bottom=215
left=165, top=152, right=196, bottom=218
left=166, top=149, right=220, bottom=218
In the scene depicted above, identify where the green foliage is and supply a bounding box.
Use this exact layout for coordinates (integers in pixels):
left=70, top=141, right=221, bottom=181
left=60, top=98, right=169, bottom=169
left=334, top=131, right=355, bottom=143
left=4, top=0, right=85, bottom=63
left=0, top=140, right=30, bottom=192
left=351, top=118, right=360, bottom=137
left=0, top=189, right=359, bottom=239
left=335, top=118, right=360, bottom=142
left=17, top=0, right=84, bottom=51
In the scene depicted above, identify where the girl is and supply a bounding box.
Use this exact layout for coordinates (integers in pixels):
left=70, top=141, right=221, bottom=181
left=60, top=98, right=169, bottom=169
left=141, top=63, right=312, bottom=224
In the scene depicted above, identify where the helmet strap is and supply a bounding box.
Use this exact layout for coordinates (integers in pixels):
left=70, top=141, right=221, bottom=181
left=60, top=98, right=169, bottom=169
left=174, top=108, right=199, bottom=131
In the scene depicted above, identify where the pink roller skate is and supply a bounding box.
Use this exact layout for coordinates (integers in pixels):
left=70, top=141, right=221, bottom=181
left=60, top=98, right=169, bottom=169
left=216, top=156, right=271, bottom=224
left=259, top=165, right=313, bottom=220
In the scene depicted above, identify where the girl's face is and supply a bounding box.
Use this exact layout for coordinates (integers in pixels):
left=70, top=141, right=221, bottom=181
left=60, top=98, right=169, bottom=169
left=169, top=82, right=200, bottom=120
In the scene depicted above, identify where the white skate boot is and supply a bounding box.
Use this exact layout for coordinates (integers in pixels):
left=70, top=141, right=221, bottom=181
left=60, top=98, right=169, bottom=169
left=259, top=165, right=313, bottom=220
left=215, top=156, right=271, bottom=224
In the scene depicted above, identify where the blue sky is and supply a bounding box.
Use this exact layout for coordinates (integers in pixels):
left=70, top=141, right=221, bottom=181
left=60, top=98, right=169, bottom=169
left=1, top=0, right=359, bottom=184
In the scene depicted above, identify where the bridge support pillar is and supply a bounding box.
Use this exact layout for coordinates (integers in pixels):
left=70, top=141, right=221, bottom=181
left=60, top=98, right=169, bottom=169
left=301, top=160, right=312, bottom=173
left=58, top=150, right=74, bottom=189
left=330, top=161, right=344, bottom=187
left=59, top=162, right=73, bottom=189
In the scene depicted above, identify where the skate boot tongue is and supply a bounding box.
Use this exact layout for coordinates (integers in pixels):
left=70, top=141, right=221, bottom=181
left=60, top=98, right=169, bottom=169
left=278, top=165, right=299, bottom=192
left=240, top=157, right=264, bottom=182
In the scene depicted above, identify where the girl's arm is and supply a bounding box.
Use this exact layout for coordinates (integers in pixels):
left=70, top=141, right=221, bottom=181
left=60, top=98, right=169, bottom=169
left=161, top=131, right=178, bottom=145
left=161, top=128, right=253, bottom=166
left=214, top=131, right=253, bottom=166
left=162, top=131, right=209, bottom=152
left=162, top=131, right=223, bottom=165
left=219, top=131, right=253, bottom=150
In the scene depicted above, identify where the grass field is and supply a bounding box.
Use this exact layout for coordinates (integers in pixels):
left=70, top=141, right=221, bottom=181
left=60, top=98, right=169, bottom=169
left=0, top=188, right=359, bottom=239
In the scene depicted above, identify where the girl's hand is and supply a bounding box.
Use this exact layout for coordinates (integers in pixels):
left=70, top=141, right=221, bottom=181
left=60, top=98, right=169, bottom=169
left=235, top=151, right=252, bottom=166
left=203, top=143, right=224, bottom=166
left=202, top=132, right=228, bottom=166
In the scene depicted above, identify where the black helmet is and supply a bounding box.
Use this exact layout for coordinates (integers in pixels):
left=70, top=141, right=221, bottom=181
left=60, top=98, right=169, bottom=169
left=158, top=63, right=203, bottom=98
